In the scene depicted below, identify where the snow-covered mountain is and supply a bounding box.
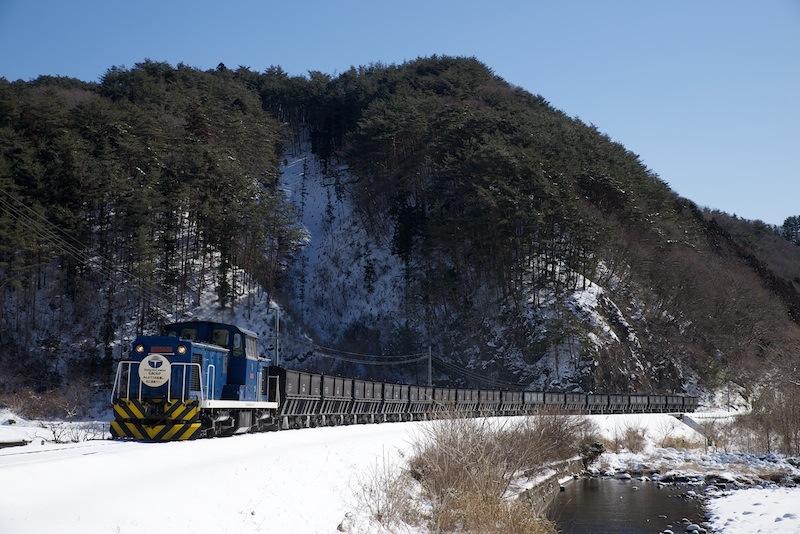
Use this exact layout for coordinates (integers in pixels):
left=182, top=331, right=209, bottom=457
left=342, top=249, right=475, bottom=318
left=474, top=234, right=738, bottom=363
left=5, top=58, right=798, bottom=402
left=268, top=135, right=679, bottom=392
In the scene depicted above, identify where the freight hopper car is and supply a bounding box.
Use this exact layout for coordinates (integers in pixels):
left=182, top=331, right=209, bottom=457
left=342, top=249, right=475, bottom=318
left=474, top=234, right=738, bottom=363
left=111, top=321, right=700, bottom=441
left=268, top=368, right=700, bottom=429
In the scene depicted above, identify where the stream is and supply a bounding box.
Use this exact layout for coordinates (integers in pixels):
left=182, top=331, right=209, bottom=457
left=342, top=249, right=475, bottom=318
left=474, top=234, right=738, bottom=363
left=550, top=478, right=708, bottom=533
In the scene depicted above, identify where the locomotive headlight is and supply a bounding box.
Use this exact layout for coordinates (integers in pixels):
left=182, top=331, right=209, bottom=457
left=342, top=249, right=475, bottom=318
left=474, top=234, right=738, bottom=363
left=134, top=344, right=145, bottom=353
left=177, top=345, right=187, bottom=354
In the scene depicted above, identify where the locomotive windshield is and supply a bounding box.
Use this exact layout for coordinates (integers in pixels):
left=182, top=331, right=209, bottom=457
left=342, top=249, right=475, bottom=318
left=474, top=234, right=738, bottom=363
left=161, top=321, right=259, bottom=358
left=179, top=327, right=198, bottom=341
left=212, top=328, right=229, bottom=346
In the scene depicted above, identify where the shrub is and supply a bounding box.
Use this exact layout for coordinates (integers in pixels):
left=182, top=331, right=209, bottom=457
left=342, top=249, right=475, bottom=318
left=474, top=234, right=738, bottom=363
left=352, top=413, right=594, bottom=532
left=405, top=414, right=588, bottom=532
left=660, top=436, right=704, bottom=450
left=0, top=379, right=92, bottom=420
left=603, top=422, right=647, bottom=453
left=352, top=456, right=422, bottom=532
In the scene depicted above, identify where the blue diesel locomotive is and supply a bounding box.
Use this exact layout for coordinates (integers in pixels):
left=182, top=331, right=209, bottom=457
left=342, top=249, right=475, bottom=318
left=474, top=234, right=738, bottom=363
left=110, top=321, right=277, bottom=441
left=111, top=320, right=700, bottom=442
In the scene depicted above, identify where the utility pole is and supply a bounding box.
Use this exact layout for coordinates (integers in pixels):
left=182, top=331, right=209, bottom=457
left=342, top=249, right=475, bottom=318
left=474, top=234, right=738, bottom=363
left=428, top=345, right=432, bottom=386
left=274, top=307, right=281, bottom=366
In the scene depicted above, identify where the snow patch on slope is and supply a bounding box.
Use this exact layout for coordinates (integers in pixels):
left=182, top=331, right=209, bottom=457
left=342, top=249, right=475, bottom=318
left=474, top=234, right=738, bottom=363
left=279, top=139, right=405, bottom=346
left=497, top=270, right=650, bottom=389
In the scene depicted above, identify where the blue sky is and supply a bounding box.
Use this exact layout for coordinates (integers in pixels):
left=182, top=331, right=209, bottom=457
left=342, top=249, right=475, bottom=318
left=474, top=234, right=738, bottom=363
left=1, top=1, right=797, bottom=224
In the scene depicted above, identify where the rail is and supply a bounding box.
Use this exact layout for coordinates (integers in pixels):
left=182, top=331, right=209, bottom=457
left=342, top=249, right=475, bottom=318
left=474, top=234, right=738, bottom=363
left=111, top=360, right=205, bottom=403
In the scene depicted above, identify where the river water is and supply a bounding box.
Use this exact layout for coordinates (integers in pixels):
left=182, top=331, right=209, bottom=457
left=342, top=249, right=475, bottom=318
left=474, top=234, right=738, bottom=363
left=550, top=478, right=708, bottom=533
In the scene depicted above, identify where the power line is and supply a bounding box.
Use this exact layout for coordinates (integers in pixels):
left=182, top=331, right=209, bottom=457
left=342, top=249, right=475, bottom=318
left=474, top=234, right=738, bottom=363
left=313, top=350, right=428, bottom=366
left=284, top=333, right=427, bottom=359
left=433, top=356, right=531, bottom=389
left=284, top=333, right=527, bottom=381
left=434, top=360, right=517, bottom=388
left=0, top=192, right=174, bottom=314
left=0, top=196, right=167, bottom=308
left=0, top=189, right=200, bottom=300
left=289, top=337, right=428, bottom=366
left=0, top=189, right=99, bottom=255
left=1, top=191, right=535, bottom=383
left=440, top=363, right=526, bottom=388
left=0, top=189, right=208, bottom=315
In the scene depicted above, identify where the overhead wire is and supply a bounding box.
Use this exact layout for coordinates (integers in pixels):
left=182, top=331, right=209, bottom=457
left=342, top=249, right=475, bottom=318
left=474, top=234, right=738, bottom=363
left=0, top=195, right=167, bottom=308
left=313, top=351, right=428, bottom=366
left=0, top=189, right=195, bottom=300
left=283, top=334, right=428, bottom=366
left=440, top=364, right=527, bottom=389
left=2, top=193, right=533, bottom=381
left=0, top=188, right=206, bottom=310
left=283, top=333, right=427, bottom=360
left=0, top=191, right=174, bottom=313
left=433, top=356, right=531, bottom=388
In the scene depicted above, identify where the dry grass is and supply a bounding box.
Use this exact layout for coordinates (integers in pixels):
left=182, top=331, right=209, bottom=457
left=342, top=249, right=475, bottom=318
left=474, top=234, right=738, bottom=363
left=650, top=418, right=705, bottom=450
left=0, top=379, right=92, bottom=420
left=351, top=456, right=423, bottom=532
left=409, top=414, right=596, bottom=502
left=602, top=422, right=647, bottom=453
left=660, top=435, right=704, bottom=450
left=37, top=421, right=107, bottom=443
left=352, top=412, right=595, bottom=533
left=431, top=493, right=553, bottom=534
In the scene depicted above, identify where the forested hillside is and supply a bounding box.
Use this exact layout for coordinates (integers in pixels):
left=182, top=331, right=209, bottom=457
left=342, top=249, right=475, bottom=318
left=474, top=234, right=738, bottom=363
left=2, top=57, right=799, bottom=404
left=0, top=63, right=299, bottom=393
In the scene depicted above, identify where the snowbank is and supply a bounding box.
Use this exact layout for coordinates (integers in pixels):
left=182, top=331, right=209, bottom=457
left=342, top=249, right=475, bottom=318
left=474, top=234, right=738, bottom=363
left=585, top=413, right=800, bottom=488
left=5, top=411, right=780, bottom=533
left=0, top=419, right=435, bottom=534
left=0, top=409, right=108, bottom=445
left=589, top=413, right=705, bottom=448
left=707, top=486, right=800, bottom=533
left=0, top=413, right=607, bottom=533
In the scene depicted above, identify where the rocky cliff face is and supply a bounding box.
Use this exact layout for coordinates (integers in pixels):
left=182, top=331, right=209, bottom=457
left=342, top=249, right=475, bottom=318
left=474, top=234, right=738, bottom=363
left=273, top=136, right=692, bottom=392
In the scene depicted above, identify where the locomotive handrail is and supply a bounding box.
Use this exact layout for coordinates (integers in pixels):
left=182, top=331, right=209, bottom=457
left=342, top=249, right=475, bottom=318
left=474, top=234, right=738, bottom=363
left=110, top=364, right=122, bottom=403
left=111, top=360, right=205, bottom=403
left=206, top=364, right=216, bottom=400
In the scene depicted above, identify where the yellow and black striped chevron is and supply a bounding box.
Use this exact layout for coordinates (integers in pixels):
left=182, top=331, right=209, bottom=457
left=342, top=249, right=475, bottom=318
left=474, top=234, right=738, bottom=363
left=112, top=399, right=199, bottom=423
left=110, top=420, right=202, bottom=441
left=163, top=400, right=199, bottom=422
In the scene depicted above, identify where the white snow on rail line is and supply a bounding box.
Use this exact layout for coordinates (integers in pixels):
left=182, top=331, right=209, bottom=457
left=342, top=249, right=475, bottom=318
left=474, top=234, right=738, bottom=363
left=706, top=486, right=800, bottom=533
left=0, top=420, right=430, bottom=534
left=0, top=409, right=109, bottom=446
left=0, top=413, right=717, bottom=533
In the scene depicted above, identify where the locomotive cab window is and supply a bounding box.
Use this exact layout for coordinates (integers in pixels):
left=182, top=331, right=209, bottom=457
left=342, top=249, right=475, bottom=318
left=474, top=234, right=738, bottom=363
left=180, top=328, right=198, bottom=341
left=212, top=328, right=229, bottom=347
left=245, top=336, right=258, bottom=359
left=232, top=333, right=243, bottom=356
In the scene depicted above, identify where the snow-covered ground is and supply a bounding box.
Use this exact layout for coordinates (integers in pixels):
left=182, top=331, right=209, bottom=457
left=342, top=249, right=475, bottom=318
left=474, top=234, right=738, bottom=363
left=0, top=413, right=695, bottom=534
left=0, top=420, right=425, bottom=534
left=4, top=411, right=796, bottom=533
left=590, top=413, right=706, bottom=447
left=0, top=409, right=108, bottom=446
left=587, top=413, right=800, bottom=484
left=707, top=487, right=800, bottom=533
